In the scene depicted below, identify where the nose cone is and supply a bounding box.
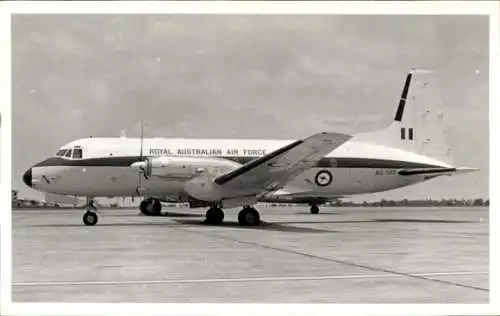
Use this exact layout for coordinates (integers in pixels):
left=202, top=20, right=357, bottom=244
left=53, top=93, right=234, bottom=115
left=23, top=168, right=32, bottom=187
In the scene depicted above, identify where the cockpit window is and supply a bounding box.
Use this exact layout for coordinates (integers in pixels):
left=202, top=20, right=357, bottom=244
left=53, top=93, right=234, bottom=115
left=56, top=146, right=83, bottom=159
left=56, top=149, right=66, bottom=157
left=73, top=148, right=83, bottom=159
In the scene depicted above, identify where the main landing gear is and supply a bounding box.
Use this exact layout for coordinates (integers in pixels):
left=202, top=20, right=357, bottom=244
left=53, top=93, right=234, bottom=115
left=139, top=198, right=162, bottom=216
left=204, top=207, right=224, bottom=225
left=203, top=206, right=261, bottom=226
left=238, top=206, right=261, bottom=226
left=83, top=198, right=99, bottom=226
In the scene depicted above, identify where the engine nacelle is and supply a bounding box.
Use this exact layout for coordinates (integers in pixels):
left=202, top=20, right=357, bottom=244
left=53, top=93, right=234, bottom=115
left=131, top=156, right=242, bottom=179
left=183, top=176, right=258, bottom=207
left=183, top=175, right=226, bottom=202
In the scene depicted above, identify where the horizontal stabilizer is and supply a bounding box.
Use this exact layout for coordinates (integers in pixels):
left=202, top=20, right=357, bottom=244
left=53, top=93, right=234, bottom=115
left=398, top=167, right=478, bottom=177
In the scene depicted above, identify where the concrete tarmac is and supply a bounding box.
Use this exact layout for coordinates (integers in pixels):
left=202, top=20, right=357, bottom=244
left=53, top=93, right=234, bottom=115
left=12, top=206, right=489, bottom=303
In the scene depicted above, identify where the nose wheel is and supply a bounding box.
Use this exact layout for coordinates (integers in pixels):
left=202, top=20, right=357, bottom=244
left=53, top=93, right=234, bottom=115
left=83, top=211, right=98, bottom=226
left=82, top=198, right=99, bottom=226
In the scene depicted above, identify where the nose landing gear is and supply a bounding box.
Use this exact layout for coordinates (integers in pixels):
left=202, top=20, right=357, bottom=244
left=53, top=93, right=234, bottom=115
left=83, top=211, right=98, bottom=226
left=82, top=198, right=99, bottom=226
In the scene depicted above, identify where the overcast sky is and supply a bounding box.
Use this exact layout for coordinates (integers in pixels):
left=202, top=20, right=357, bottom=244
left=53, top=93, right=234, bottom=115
left=11, top=14, right=489, bottom=201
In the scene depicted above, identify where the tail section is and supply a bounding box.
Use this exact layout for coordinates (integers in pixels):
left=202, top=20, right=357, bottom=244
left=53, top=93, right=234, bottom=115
left=354, top=69, right=454, bottom=165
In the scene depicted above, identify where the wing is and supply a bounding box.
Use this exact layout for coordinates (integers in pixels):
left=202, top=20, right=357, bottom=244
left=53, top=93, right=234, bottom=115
left=213, top=132, right=351, bottom=194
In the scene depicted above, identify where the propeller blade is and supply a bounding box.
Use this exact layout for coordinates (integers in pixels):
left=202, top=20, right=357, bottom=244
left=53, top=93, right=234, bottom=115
left=134, top=120, right=147, bottom=197
left=136, top=172, right=143, bottom=197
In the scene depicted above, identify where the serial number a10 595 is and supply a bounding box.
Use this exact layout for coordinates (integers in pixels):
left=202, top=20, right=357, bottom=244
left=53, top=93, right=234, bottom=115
left=375, top=169, right=397, bottom=176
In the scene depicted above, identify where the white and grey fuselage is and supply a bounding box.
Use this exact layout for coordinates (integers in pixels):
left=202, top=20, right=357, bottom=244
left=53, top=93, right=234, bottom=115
left=23, top=133, right=452, bottom=204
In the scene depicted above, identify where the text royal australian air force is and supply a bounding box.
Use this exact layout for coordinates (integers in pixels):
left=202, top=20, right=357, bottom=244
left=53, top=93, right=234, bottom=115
left=148, top=148, right=267, bottom=157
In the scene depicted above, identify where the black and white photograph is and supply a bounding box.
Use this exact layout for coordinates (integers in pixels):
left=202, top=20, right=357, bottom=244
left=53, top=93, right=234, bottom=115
left=1, top=1, right=498, bottom=315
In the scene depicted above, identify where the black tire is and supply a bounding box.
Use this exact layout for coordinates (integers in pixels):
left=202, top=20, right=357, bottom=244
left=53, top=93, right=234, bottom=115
left=83, top=212, right=98, bottom=226
left=140, top=198, right=162, bottom=216
left=310, top=205, right=320, bottom=214
left=238, top=207, right=261, bottom=226
left=205, top=207, right=224, bottom=225
left=139, top=200, right=151, bottom=215
left=153, top=199, right=162, bottom=215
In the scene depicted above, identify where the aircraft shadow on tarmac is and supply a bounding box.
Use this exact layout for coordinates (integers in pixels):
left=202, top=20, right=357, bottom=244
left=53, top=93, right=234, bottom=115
left=28, top=213, right=474, bottom=231
left=109, top=212, right=202, bottom=218
left=29, top=222, right=184, bottom=228
left=170, top=219, right=336, bottom=233
left=293, top=212, right=342, bottom=215
left=29, top=218, right=336, bottom=233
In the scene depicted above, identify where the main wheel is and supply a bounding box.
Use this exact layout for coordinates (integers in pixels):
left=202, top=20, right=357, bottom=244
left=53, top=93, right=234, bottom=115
left=140, top=198, right=162, bottom=216
left=238, top=207, right=261, bottom=226
left=205, top=207, right=224, bottom=225
left=310, top=205, right=320, bottom=214
left=153, top=199, right=162, bottom=214
left=83, top=211, right=98, bottom=226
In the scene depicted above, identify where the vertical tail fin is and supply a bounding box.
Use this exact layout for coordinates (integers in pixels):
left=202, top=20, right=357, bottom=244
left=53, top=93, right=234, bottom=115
left=394, top=71, right=413, bottom=122
left=354, top=69, right=454, bottom=165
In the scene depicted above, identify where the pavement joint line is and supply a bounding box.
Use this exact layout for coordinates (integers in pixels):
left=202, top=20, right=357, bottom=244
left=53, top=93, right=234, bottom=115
left=167, top=226, right=489, bottom=293
left=118, top=214, right=489, bottom=293
left=13, top=271, right=488, bottom=287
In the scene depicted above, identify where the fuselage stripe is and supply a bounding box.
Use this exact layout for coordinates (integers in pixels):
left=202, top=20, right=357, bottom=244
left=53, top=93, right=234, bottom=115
left=33, top=156, right=443, bottom=169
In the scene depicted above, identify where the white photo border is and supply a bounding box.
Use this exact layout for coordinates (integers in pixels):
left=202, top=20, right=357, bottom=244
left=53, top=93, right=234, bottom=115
left=0, top=1, right=498, bottom=315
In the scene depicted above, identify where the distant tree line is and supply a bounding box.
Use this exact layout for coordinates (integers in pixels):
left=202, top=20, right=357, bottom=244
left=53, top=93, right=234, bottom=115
left=11, top=188, right=489, bottom=209
left=323, top=198, right=489, bottom=207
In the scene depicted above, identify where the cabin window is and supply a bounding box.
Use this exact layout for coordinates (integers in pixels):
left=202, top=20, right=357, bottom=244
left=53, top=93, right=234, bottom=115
left=73, top=148, right=83, bottom=159
left=409, top=128, right=414, bottom=140
left=400, top=127, right=406, bottom=140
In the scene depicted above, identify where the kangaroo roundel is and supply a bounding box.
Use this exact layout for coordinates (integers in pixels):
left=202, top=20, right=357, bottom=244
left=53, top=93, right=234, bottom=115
left=315, top=170, right=333, bottom=187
